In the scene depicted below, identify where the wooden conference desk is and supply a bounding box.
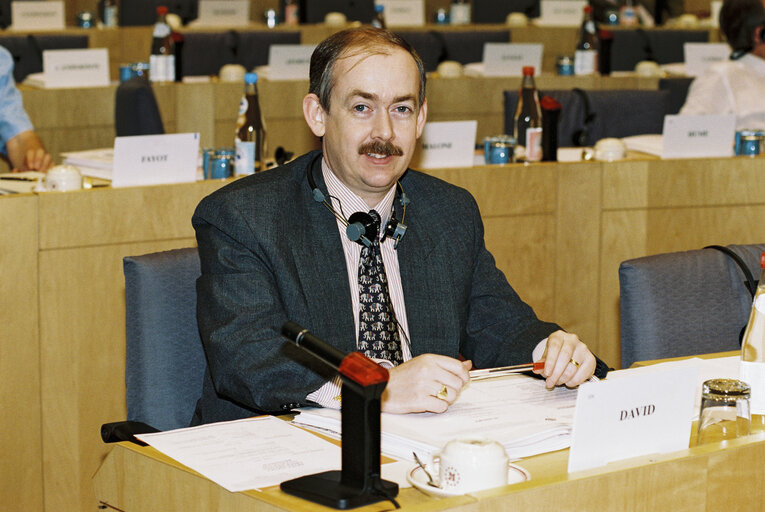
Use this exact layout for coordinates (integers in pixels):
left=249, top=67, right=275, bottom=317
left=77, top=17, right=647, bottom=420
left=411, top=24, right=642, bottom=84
left=6, top=153, right=765, bottom=512
left=16, top=73, right=660, bottom=168
left=93, top=415, right=765, bottom=510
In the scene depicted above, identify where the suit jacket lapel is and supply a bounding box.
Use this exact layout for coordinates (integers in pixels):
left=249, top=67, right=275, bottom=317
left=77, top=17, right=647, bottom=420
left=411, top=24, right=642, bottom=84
left=289, top=157, right=357, bottom=353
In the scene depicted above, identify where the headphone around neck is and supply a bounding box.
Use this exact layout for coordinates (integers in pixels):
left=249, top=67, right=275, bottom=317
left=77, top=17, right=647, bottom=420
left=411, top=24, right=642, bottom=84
left=306, top=153, right=410, bottom=249
left=571, top=87, right=596, bottom=147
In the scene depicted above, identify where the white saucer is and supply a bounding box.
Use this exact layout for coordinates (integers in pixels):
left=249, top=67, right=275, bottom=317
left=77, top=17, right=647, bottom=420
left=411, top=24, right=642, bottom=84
left=406, top=463, right=530, bottom=498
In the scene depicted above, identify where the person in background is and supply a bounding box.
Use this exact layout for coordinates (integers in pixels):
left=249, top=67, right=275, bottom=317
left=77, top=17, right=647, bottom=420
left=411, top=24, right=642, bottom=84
left=190, top=27, right=609, bottom=425
left=0, top=46, right=52, bottom=172
left=679, top=0, right=765, bottom=129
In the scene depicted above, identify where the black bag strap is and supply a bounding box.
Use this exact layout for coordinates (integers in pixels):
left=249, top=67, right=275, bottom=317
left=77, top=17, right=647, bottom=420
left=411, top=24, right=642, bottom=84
left=704, top=245, right=758, bottom=298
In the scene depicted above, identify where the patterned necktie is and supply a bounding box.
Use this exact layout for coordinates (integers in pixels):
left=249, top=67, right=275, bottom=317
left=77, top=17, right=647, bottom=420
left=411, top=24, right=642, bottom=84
left=357, top=210, right=404, bottom=365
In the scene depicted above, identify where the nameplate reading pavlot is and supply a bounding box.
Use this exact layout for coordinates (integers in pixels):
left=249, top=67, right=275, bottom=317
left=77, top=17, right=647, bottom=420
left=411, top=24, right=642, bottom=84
left=684, top=42, right=729, bottom=77
left=42, top=49, right=109, bottom=89
left=11, top=1, right=65, bottom=30
left=268, top=44, right=316, bottom=80
left=378, top=0, right=424, bottom=27
left=662, top=114, right=736, bottom=159
left=538, top=0, right=587, bottom=26
left=483, top=43, right=543, bottom=77
left=413, top=120, right=477, bottom=169
left=196, top=0, right=250, bottom=26
left=568, top=365, right=697, bottom=473
left=112, top=133, right=200, bottom=188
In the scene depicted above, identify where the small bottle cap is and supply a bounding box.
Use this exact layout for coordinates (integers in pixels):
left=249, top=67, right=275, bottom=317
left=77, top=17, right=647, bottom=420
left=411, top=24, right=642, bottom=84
left=157, top=6, right=168, bottom=15
left=760, top=251, right=765, bottom=269
left=375, top=4, right=384, bottom=12
left=522, top=66, right=535, bottom=76
left=244, top=72, right=258, bottom=84
left=584, top=5, right=593, bottom=12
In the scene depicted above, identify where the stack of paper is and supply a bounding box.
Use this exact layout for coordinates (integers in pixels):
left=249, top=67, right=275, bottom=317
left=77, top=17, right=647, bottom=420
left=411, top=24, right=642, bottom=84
left=61, top=148, right=114, bottom=180
left=293, top=375, right=578, bottom=463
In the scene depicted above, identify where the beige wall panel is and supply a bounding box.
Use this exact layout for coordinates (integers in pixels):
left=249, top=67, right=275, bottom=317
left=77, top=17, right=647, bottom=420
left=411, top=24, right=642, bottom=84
left=555, top=163, right=601, bottom=350
left=175, top=83, right=216, bottom=148
left=37, top=126, right=114, bottom=161
left=602, top=160, right=650, bottom=210
left=39, top=238, right=197, bottom=512
left=21, top=85, right=117, bottom=130
left=0, top=195, right=43, bottom=512
left=600, top=210, right=648, bottom=368
left=484, top=214, right=556, bottom=322
left=38, top=180, right=226, bottom=249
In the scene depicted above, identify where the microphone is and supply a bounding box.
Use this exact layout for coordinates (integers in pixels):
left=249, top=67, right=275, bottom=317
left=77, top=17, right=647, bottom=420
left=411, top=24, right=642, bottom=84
left=281, top=321, right=388, bottom=386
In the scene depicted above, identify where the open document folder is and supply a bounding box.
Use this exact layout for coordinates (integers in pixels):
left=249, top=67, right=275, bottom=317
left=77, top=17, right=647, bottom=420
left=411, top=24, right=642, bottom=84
left=293, top=374, right=578, bottom=463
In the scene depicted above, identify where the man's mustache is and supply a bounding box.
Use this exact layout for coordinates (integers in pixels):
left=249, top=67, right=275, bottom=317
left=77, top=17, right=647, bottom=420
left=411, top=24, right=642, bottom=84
left=358, top=140, right=404, bottom=157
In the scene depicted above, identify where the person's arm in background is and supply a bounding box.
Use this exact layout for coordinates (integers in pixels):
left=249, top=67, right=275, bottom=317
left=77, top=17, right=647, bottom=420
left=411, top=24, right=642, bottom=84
left=0, top=47, right=52, bottom=172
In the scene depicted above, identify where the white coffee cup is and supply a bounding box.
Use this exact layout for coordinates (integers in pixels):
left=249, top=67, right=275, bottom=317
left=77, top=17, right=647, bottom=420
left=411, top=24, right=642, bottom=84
left=436, top=60, right=463, bottom=78
left=36, top=164, right=82, bottom=192
left=434, top=438, right=508, bottom=493
left=324, top=12, right=347, bottom=26
left=506, top=12, right=528, bottom=27
left=219, top=63, right=247, bottom=82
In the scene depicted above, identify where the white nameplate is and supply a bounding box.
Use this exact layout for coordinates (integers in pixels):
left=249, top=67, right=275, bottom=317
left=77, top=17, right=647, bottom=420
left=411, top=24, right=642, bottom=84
left=11, top=1, right=65, bottom=30
left=196, top=0, right=250, bottom=27
left=568, top=365, right=697, bottom=473
left=41, top=49, right=109, bottom=89
left=413, top=120, right=477, bottom=169
left=537, top=0, right=587, bottom=26
left=483, top=43, right=543, bottom=77
left=112, top=133, right=200, bottom=188
left=684, top=43, right=729, bottom=77
left=377, top=0, right=424, bottom=27
left=662, top=114, right=736, bottom=158
left=268, top=44, right=316, bottom=80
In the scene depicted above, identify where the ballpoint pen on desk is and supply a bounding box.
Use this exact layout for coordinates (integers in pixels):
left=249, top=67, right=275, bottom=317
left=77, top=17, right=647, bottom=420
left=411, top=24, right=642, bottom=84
left=469, top=361, right=600, bottom=382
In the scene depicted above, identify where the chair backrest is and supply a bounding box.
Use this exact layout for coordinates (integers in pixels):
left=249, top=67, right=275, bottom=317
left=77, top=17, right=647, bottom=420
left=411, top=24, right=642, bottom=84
left=619, top=244, right=765, bottom=368
left=124, top=247, right=205, bottom=431
left=473, top=0, right=540, bottom=22
left=659, top=77, right=694, bottom=115
left=504, top=88, right=670, bottom=146
left=438, top=29, right=511, bottom=64
left=609, top=29, right=709, bottom=72
left=114, top=77, right=165, bottom=137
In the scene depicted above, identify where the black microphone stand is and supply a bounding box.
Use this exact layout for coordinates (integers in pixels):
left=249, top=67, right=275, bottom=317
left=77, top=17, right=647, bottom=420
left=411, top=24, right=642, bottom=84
left=280, top=322, right=398, bottom=509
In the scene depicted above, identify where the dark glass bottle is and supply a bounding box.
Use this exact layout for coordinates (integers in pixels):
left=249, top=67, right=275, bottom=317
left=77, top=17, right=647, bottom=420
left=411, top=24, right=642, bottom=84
left=149, top=6, right=175, bottom=83
left=574, top=5, right=599, bottom=75
left=235, top=72, right=267, bottom=174
left=513, top=66, right=543, bottom=162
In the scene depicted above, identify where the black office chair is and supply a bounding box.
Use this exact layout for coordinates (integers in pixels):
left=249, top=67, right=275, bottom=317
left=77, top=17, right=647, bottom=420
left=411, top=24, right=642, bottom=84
left=608, top=29, right=709, bottom=72
left=114, top=78, right=165, bottom=137
left=438, top=29, right=511, bottom=64
left=395, top=31, right=445, bottom=72
left=619, top=244, right=765, bottom=368
left=504, top=88, right=671, bottom=147
left=0, top=34, right=89, bottom=82
left=659, top=77, right=694, bottom=115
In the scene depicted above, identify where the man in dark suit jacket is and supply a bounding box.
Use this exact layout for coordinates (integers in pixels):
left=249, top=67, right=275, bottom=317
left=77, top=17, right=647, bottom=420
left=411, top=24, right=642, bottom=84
left=191, top=27, right=606, bottom=425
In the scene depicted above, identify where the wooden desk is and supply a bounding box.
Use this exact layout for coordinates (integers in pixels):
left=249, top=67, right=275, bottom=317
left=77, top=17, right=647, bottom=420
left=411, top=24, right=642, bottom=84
left=7, top=153, right=765, bottom=512
left=93, top=423, right=765, bottom=510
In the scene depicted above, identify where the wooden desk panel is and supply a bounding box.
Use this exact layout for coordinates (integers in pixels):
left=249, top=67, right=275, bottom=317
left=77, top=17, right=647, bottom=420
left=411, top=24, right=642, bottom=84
left=0, top=195, right=42, bottom=512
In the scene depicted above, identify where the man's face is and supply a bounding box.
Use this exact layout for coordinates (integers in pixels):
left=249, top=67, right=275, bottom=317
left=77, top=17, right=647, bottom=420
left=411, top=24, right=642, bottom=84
left=306, top=47, right=427, bottom=205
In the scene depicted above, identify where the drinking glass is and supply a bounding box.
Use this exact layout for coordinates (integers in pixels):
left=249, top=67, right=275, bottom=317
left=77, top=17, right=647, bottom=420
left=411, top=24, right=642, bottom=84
left=696, top=379, right=751, bottom=445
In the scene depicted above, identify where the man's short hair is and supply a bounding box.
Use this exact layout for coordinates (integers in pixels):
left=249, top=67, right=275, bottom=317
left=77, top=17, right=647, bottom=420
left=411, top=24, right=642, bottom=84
left=720, top=0, right=765, bottom=55
left=308, top=27, right=426, bottom=112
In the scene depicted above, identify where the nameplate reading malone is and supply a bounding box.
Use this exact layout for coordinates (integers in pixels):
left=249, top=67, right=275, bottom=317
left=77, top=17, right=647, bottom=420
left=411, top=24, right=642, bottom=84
left=112, top=133, right=200, bottom=188
left=567, top=365, right=697, bottom=473
left=662, top=114, right=736, bottom=159
left=11, top=1, right=65, bottom=30
left=41, top=49, right=109, bottom=89
left=195, top=0, right=250, bottom=27
left=483, top=43, right=543, bottom=77
left=268, top=44, right=316, bottom=81
left=412, top=120, right=477, bottom=169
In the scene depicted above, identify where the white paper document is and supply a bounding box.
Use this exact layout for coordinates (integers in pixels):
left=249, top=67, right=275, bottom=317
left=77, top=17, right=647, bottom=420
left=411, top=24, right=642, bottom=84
left=568, top=365, right=698, bottom=473
left=135, top=416, right=341, bottom=492
left=294, top=375, right=578, bottom=464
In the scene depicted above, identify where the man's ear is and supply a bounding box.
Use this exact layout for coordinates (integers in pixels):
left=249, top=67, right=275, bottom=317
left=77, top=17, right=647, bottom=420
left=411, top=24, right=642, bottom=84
left=415, top=98, right=428, bottom=139
left=303, top=93, right=326, bottom=137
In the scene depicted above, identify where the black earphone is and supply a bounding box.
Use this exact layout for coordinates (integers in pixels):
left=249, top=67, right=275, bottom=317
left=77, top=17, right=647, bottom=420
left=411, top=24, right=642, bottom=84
left=571, top=87, right=596, bottom=147
left=306, top=153, right=409, bottom=249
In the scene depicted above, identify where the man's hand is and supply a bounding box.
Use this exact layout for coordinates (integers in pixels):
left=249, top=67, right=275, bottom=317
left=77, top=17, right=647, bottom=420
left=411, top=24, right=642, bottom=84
left=532, top=330, right=596, bottom=388
left=7, top=130, right=53, bottom=172
left=381, top=354, right=472, bottom=414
